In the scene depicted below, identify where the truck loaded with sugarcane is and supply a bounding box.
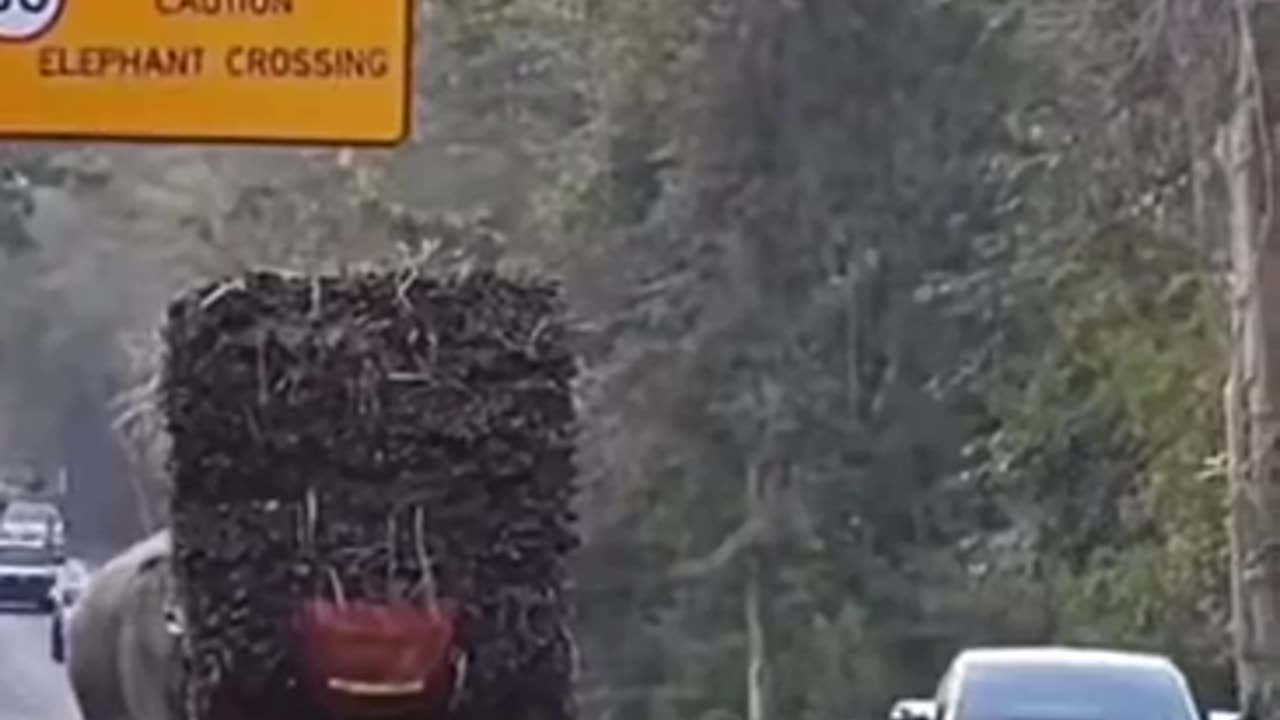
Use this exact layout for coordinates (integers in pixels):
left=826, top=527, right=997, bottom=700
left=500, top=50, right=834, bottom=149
left=62, top=269, right=580, bottom=720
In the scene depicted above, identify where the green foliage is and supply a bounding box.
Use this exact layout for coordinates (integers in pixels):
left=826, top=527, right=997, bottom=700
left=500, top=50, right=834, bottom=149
left=969, top=218, right=1225, bottom=648
left=532, top=0, right=1233, bottom=714
left=948, top=0, right=1230, bottom=683
left=541, top=1, right=1033, bottom=717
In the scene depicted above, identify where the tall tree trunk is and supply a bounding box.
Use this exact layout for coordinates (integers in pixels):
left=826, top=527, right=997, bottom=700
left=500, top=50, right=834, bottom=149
left=1220, top=2, right=1280, bottom=715
left=745, top=459, right=766, bottom=720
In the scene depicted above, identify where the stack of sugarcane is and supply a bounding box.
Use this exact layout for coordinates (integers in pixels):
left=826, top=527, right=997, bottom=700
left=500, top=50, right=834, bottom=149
left=162, top=269, right=579, bottom=720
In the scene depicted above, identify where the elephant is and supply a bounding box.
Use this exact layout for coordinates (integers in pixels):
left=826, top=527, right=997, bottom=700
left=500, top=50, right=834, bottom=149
left=65, top=529, right=184, bottom=720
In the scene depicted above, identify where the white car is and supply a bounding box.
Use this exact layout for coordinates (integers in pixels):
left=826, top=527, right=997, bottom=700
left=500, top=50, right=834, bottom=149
left=921, top=646, right=1239, bottom=720
left=0, top=499, right=64, bottom=551
left=0, top=542, right=60, bottom=612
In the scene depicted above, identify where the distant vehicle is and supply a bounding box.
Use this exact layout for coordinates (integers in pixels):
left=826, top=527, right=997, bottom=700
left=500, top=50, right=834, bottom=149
left=0, top=499, right=65, bottom=553
left=0, top=464, right=47, bottom=498
left=49, top=557, right=90, bottom=663
left=0, top=541, right=60, bottom=612
left=902, top=646, right=1235, bottom=720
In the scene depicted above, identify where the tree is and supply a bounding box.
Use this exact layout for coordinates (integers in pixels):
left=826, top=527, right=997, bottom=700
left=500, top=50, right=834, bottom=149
left=543, top=1, right=1023, bottom=717
left=1217, top=1, right=1280, bottom=714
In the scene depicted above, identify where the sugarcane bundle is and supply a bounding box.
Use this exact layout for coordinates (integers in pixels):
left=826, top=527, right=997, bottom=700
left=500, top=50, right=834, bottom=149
left=162, top=269, right=579, bottom=720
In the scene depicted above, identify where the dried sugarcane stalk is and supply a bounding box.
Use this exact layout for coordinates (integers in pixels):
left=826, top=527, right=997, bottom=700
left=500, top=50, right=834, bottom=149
left=163, top=269, right=580, bottom=720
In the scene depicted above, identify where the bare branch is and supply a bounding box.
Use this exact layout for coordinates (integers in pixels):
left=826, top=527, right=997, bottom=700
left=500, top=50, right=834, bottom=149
left=665, top=514, right=767, bottom=581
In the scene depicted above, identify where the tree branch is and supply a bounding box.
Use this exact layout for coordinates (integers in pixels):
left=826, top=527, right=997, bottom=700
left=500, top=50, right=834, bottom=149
left=665, top=514, right=767, bottom=581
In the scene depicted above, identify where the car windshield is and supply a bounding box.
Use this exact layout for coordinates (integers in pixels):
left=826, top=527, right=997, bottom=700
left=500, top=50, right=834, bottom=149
left=3, top=503, right=57, bottom=523
left=0, top=544, right=55, bottom=566
left=956, top=661, right=1197, bottom=720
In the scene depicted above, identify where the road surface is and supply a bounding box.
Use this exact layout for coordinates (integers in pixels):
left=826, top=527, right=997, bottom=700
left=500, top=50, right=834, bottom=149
left=0, top=611, right=81, bottom=720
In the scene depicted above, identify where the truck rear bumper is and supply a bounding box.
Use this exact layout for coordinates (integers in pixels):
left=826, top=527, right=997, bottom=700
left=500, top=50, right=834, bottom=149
left=0, top=574, right=56, bottom=610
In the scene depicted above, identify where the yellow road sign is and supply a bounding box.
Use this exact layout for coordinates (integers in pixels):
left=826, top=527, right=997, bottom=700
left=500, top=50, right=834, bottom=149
left=0, top=0, right=413, bottom=145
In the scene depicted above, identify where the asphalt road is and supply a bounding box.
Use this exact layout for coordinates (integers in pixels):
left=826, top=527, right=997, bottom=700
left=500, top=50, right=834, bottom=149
left=0, top=610, right=81, bottom=720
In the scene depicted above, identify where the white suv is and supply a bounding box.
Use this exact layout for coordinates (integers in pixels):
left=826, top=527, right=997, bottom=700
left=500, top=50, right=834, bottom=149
left=0, top=542, right=60, bottom=612
left=922, top=646, right=1225, bottom=720
left=0, top=500, right=64, bottom=552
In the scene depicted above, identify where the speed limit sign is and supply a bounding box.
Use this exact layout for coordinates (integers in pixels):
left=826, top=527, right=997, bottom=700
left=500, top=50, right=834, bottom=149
left=0, top=0, right=63, bottom=42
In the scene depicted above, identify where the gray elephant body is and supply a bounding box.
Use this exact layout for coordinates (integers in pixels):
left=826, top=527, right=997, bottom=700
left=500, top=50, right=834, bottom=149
left=66, top=529, right=181, bottom=720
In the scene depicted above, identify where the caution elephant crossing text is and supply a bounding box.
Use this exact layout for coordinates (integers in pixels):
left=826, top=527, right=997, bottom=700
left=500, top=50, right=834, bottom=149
left=0, top=0, right=413, bottom=144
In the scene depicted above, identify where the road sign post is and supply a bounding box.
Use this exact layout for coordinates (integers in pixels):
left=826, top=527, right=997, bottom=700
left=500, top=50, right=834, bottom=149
left=0, top=0, right=413, bottom=145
